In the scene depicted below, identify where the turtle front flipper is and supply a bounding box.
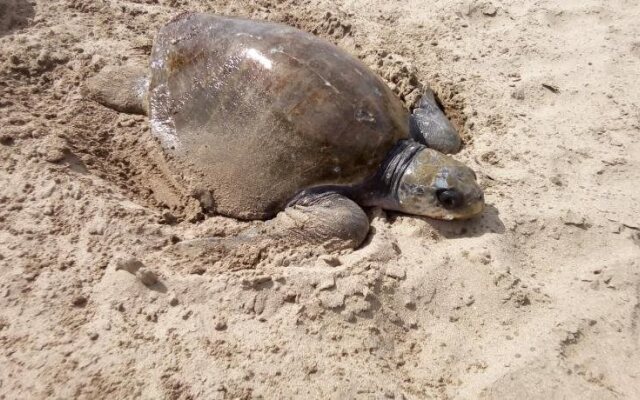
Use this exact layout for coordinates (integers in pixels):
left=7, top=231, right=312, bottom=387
left=170, top=192, right=370, bottom=264
left=273, top=191, right=370, bottom=251
left=85, top=65, right=149, bottom=115
left=409, top=88, right=461, bottom=154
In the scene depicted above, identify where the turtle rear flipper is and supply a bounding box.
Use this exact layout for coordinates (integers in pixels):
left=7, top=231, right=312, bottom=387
left=85, top=65, right=149, bottom=115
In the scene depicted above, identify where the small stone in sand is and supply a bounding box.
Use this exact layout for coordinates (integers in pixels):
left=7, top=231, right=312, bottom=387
left=136, top=268, right=158, bottom=286
left=215, top=319, right=227, bottom=331
left=482, top=4, right=497, bottom=16
left=72, top=296, right=88, bottom=307
left=319, top=255, right=342, bottom=267
left=115, top=256, right=144, bottom=274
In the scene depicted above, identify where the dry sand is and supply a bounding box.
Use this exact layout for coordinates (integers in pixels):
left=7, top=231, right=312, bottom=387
left=1, top=0, right=640, bottom=399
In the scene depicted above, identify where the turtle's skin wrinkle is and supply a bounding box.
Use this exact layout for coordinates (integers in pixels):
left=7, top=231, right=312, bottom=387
left=86, top=12, right=484, bottom=252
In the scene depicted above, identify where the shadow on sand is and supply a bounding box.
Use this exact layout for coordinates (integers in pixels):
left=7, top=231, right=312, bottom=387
left=389, top=204, right=505, bottom=239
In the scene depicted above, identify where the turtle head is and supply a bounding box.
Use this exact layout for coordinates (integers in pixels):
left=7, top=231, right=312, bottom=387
left=394, top=147, right=484, bottom=220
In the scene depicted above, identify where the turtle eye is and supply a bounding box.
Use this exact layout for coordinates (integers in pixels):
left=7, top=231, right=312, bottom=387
left=436, top=189, right=464, bottom=209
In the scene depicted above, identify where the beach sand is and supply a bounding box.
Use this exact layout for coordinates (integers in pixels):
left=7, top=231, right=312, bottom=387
left=1, top=0, right=639, bottom=398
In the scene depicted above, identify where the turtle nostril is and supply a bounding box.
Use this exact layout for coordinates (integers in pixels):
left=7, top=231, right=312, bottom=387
left=436, top=189, right=464, bottom=209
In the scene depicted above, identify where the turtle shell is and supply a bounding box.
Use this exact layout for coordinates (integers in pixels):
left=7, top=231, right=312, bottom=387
left=149, top=13, right=409, bottom=219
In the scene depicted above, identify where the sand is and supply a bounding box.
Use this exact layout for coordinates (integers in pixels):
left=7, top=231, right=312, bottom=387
left=1, top=0, right=639, bottom=398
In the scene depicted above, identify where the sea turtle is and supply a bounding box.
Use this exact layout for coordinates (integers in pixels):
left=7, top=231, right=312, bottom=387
left=87, top=13, right=484, bottom=251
